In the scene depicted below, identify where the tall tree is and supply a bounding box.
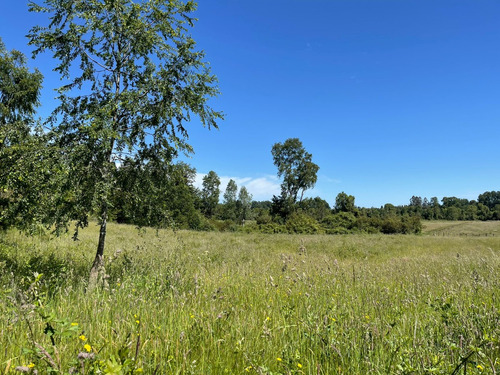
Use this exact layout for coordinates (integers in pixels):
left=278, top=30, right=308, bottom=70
left=478, top=191, right=500, bottom=210
left=0, top=38, right=43, bottom=140
left=112, top=159, right=200, bottom=229
left=222, top=179, right=238, bottom=221
left=271, top=138, right=319, bottom=204
left=334, top=192, right=356, bottom=213
left=27, top=0, right=223, bottom=284
left=0, top=38, right=45, bottom=229
left=237, top=186, right=252, bottom=222
left=201, top=171, right=220, bottom=218
left=409, top=196, right=423, bottom=207
left=298, top=197, right=330, bottom=221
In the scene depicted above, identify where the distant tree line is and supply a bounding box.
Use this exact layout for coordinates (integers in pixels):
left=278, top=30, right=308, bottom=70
left=1, top=35, right=499, bottom=238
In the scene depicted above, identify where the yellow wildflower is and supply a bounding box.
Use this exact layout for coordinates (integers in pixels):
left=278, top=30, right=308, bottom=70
left=477, top=365, right=484, bottom=371
left=79, top=335, right=87, bottom=341
left=28, top=363, right=35, bottom=368
left=297, top=363, right=303, bottom=368
left=276, top=357, right=282, bottom=362
left=84, top=344, right=92, bottom=352
left=71, top=322, right=78, bottom=326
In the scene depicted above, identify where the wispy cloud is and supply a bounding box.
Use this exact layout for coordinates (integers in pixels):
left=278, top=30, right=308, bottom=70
left=194, top=173, right=281, bottom=201
left=319, top=175, right=341, bottom=184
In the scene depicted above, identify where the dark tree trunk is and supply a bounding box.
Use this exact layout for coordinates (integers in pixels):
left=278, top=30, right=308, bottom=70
left=88, top=208, right=108, bottom=291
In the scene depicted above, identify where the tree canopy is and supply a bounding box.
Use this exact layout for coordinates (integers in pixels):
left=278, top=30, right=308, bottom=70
left=27, top=0, right=223, bottom=281
left=0, top=38, right=45, bottom=230
left=271, top=138, right=319, bottom=203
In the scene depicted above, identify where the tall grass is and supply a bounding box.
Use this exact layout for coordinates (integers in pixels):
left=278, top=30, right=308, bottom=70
left=1, top=223, right=499, bottom=374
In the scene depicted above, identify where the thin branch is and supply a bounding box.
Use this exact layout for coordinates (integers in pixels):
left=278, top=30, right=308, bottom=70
left=81, top=48, right=113, bottom=73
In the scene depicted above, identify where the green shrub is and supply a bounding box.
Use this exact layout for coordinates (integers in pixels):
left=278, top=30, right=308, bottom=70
left=258, top=223, right=286, bottom=234
left=285, top=212, right=322, bottom=234
left=321, top=212, right=356, bottom=231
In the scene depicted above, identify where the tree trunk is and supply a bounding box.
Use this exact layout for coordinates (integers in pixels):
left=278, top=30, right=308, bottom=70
left=88, top=209, right=108, bottom=291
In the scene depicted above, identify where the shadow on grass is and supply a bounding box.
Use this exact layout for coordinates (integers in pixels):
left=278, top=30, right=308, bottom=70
left=0, top=242, right=89, bottom=295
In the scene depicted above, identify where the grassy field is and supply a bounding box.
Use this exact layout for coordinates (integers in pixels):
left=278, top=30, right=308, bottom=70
left=422, top=221, right=500, bottom=237
left=1, top=222, right=499, bottom=374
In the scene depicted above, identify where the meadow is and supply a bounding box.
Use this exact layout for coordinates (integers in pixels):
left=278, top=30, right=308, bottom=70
left=0, top=222, right=499, bottom=374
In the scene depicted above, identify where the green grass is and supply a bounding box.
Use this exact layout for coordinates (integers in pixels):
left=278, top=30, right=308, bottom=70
left=422, top=220, right=500, bottom=237
left=1, top=222, right=499, bottom=374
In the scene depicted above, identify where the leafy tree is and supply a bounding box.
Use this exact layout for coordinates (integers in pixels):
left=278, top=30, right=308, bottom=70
left=27, top=0, right=223, bottom=283
left=223, top=179, right=238, bottom=204
left=478, top=191, right=500, bottom=210
left=270, top=193, right=295, bottom=222
left=0, top=38, right=43, bottom=142
left=298, top=197, right=330, bottom=221
left=492, top=204, right=500, bottom=220
left=271, top=138, right=319, bottom=204
left=444, top=206, right=462, bottom=221
left=382, top=203, right=397, bottom=217
left=441, top=197, right=469, bottom=208
left=321, top=212, right=356, bottom=232
left=334, top=192, right=356, bottom=213
left=237, top=186, right=252, bottom=223
left=476, top=203, right=491, bottom=221
left=201, top=171, right=220, bottom=218
left=112, top=159, right=201, bottom=229
left=0, top=38, right=45, bottom=229
left=221, top=179, right=238, bottom=220
left=464, top=204, right=478, bottom=221
left=409, top=196, right=422, bottom=207
left=430, top=197, right=441, bottom=219
left=285, top=212, right=322, bottom=234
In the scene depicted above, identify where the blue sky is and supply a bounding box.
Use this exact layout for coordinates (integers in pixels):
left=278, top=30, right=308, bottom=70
left=1, top=1, right=499, bottom=207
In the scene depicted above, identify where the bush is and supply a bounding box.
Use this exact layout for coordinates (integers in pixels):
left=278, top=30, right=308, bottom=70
left=381, top=217, right=403, bottom=234
left=255, top=210, right=272, bottom=225
left=401, top=216, right=422, bottom=234
left=258, top=223, right=287, bottom=234
left=321, top=212, right=356, bottom=232
left=353, top=216, right=381, bottom=233
left=211, top=219, right=238, bottom=232
left=285, top=213, right=322, bottom=234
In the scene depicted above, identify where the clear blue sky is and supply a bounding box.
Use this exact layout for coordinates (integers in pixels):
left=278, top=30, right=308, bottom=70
left=1, top=1, right=499, bottom=207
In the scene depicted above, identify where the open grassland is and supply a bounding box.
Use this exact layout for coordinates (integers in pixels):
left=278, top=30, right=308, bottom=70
left=1, top=223, right=499, bottom=374
left=422, top=220, right=500, bottom=237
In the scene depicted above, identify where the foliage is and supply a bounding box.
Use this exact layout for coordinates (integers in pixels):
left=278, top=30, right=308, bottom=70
left=321, top=212, right=357, bottom=232
left=297, top=197, right=330, bottom=221
left=201, top=170, right=220, bottom=218
left=334, top=191, right=356, bottom=213
left=112, top=158, right=201, bottom=229
left=220, top=179, right=238, bottom=220
left=285, top=212, right=323, bottom=234
left=27, top=0, right=222, bottom=272
left=271, top=138, right=319, bottom=204
left=0, top=41, right=64, bottom=232
left=0, top=37, right=42, bottom=133
left=237, top=186, right=253, bottom=222
left=270, top=193, right=295, bottom=222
